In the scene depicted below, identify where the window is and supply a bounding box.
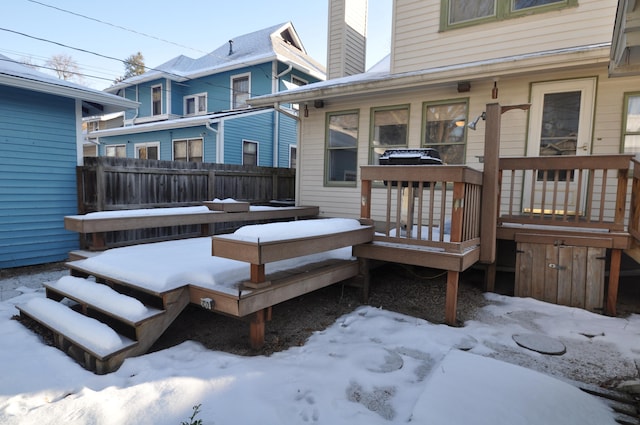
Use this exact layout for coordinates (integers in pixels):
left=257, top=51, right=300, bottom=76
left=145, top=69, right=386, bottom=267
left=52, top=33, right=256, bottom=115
left=289, top=145, right=297, bottom=168
left=622, top=93, right=640, bottom=159
left=135, top=142, right=160, bottom=160
left=173, top=138, right=203, bottom=162
left=151, top=85, right=162, bottom=116
left=326, top=111, right=359, bottom=185
left=105, top=145, right=126, bottom=158
left=370, top=106, right=409, bottom=165
left=243, top=140, right=258, bottom=166
left=442, top=0, right=577, bottom=29
left=184, top=93, right=207, bottom=116
left=231, top=74, right=250, bottom=109
left=423, top=100, right=468, bottom=164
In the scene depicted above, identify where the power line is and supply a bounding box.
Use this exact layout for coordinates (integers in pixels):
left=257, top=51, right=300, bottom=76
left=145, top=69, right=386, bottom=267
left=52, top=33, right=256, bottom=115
left=25, top=0, right=209, bottom=56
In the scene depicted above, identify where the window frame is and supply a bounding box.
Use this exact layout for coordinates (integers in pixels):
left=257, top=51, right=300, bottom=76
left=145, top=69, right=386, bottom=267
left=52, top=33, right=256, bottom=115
left=151, top=84, right=162, bottom=116
left=369, top=104, right=410, bottom=165
left=621, top=91, right=640, bottom=160
left=421, top=98, right=469, bottom=165
left=289, top=144, right=297, bottom=169
left=105, top=144, right=126, bottom=158
left=325, top=110, right=360, bottom=187
left=134, top=141, right=160, bottom=160
left=231, top=72, right=251, bottom=109
left=440, top=0, right=578, bottom=31
left=242, top=140, right=259, bottom=166
left=173, top=138, right=203, bottom=162
left=184, top=92, right=207, bottom=116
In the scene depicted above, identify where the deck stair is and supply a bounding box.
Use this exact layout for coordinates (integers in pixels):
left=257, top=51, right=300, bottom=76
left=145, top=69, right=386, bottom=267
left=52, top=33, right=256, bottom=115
left=17, top=275, right=189, bottom=374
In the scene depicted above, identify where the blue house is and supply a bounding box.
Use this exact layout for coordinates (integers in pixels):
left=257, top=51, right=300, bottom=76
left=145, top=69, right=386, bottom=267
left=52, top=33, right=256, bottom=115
left=0, top=55, right=138, bottom=268
left=94, top=22, right=325, bottom=168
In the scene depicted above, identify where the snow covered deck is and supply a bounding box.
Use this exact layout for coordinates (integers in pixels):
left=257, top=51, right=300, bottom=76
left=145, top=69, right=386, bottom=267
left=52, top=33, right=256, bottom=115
left=66, top=218, right=374, bottom=349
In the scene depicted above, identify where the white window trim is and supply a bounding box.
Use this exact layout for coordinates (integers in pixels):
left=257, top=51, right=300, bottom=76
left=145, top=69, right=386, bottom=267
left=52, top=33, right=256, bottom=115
left=289, top=144, right=297, bottom=168
left=242, top=139, right=259, bottom=166
left=105, top=144, right=126, bottom=157
left=172, top=138, right=204, bottom=162
left=230, top=72, right=251, bottom=109
left=151, top=84, right=163, bottom=116
left=184, top=92, right=208, bottom=116
left=134, top=141, right=160, bottom=159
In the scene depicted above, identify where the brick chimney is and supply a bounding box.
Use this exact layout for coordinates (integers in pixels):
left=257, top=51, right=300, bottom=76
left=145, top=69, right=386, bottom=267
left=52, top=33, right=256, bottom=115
left=327, top=0, right=368, bottom=79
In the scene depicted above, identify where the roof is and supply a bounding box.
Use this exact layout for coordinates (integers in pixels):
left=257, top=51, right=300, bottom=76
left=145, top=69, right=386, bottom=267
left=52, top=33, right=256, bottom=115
left=107, top=22, right=325, bottom=91
left=90, top=107, right=273, bottom=137
left=0, top=54, right=138, bottom=115
left=249, top=43, right=611, bottom=106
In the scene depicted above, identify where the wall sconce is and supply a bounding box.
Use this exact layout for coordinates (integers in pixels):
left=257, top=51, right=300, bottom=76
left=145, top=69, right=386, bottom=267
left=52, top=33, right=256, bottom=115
left=492, top=80, right=499, bottom=99
left=457, top=81, right=471, bottom=93
left=304, top=104, right=309, bottom=118
left=468, top=112, right=486, bottom=130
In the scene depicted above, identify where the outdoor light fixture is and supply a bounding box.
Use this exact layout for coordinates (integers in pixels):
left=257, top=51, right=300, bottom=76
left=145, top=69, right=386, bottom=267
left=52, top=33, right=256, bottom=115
left=467, top=112, right=486, bottom=130
left=304, top=104, right=309, bottom=117
left=492, top=80, right=499, bottom=99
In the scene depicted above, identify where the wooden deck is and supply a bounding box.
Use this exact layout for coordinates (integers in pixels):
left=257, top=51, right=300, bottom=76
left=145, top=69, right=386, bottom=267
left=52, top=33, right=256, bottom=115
left=354, top=164, right=483, bottom=325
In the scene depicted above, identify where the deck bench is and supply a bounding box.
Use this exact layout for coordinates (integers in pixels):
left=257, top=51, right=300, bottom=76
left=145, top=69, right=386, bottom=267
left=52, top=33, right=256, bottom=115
left=64, top=205, right=320, bottom=251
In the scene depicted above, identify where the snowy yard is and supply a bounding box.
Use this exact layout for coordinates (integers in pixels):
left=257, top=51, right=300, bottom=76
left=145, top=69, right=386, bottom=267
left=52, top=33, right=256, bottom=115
left=1, top=262, right=639, bottom=424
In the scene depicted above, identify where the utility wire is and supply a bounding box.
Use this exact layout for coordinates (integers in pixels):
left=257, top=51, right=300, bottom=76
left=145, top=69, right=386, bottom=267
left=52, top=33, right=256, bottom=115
left=25, top=0, right=209, bottom=56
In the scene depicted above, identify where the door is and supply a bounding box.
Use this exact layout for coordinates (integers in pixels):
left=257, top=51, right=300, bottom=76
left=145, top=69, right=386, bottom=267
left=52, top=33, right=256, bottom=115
left=523, top=78, right=596, bottom=214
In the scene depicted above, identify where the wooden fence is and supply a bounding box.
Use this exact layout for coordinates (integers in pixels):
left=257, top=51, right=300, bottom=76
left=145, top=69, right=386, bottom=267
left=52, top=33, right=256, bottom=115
left=74, top=157, right=297, bottom=246
left=76, top=157, right=296, bottom=214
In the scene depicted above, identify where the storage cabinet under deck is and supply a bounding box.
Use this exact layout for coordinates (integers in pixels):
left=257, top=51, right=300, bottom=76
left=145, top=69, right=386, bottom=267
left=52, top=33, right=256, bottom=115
left=515, top=235, right=606, bottom=312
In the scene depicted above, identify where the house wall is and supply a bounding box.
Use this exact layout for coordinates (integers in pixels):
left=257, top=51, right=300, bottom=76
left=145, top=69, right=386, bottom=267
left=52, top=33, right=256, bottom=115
left=0, top=86, right=79, bottom=267
left=223, top=111, right=275, bottom=166
left=391, top=0, right=617, bottom=75
left=297, top=64, right=638, bottom=221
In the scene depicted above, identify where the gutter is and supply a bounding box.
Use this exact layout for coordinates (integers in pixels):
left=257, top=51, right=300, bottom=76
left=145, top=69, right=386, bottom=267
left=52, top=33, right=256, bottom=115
left=249, top=43, right=612, bottom=106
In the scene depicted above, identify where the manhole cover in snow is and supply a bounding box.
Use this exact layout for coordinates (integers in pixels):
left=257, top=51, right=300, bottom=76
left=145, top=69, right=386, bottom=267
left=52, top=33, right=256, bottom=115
left=512, top=333, right=566, bottom=355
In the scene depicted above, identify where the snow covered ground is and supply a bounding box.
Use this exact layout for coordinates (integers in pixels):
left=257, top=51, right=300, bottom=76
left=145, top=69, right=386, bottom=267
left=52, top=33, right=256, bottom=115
left=0, top=217, right=638, bottom=424
left=1, top=269, right=639, bottom=424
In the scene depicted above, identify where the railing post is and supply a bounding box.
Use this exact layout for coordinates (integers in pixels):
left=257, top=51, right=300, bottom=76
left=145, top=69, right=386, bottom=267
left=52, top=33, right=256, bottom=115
left=480, top=103, right=501, bottom=264
left=361, top=178, right=371, bottom=219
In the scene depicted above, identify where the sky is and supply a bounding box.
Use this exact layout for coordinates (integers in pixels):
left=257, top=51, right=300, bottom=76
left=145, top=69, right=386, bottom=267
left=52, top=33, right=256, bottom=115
left=0, top=0, right=392, bottom=91
left=0, top=216, right=638, bottom=423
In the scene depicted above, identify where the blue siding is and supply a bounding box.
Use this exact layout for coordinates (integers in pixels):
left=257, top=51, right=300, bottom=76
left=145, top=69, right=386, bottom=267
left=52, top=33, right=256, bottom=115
left=0, top=86, right=79, bottom=268
left=223, top=111, right=274, bottom=166
left=99, top=124, right=217, bottom=162
left=278, top=114, right=297, bottom=167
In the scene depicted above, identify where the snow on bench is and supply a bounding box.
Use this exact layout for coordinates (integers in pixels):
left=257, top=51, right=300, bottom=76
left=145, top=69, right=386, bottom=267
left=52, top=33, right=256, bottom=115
left=18, top=298, right=136, bottom=358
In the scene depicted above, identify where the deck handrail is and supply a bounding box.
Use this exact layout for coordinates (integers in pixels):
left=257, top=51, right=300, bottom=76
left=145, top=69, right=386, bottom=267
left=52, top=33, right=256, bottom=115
left=360, top=165, right=483, bottom=253
left=498, top=154, right=634, bottom=232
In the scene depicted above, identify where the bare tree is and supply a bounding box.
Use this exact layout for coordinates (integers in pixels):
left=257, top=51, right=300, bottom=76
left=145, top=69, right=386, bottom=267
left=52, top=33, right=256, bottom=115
left=45, top=54, right=84, bottom=84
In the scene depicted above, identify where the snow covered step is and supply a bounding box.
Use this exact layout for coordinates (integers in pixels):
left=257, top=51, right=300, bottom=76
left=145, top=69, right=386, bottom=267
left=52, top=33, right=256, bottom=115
left=45, top=276, right=163, bottom=326
left=17, top=298, right=137, bottom=361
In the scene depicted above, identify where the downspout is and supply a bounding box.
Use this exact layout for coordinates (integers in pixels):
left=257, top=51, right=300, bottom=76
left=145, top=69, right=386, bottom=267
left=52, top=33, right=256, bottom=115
left=206, top=120, right=220, bottom=163
left=204, top=122, right=218, bottom=162
left=272, top=61, right=294, bottom=167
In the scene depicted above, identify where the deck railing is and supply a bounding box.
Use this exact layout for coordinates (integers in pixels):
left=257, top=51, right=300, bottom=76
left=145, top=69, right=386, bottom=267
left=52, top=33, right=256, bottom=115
left=498, top=154, right=634, bottom=232
left=360, top=165, right=483, bottom=254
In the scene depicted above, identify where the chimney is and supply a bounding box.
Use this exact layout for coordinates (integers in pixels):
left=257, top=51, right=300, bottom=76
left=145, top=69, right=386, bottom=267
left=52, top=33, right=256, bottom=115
left=327, top=0, right=367, bottom=79
left=228, top=40, right=234, bottom=56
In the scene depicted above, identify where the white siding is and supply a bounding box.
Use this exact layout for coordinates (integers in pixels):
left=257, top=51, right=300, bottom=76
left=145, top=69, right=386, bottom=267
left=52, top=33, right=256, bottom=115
left=327, top=0, right=368, bottom=79
left=391, top=0, right=617, bottom=74
left=298, top=63, right=639, bottom=221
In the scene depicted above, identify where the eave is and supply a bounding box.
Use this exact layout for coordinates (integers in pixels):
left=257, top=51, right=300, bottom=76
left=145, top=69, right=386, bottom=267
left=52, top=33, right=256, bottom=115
left=610, top=0, right=640, bottom=76
left=249, top=43, right=611, bottom=106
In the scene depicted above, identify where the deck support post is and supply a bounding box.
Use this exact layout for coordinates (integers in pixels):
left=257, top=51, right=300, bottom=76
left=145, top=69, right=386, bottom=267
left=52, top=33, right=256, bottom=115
left=484, top=262, right=496, bottom=292
left=445, top=270, right=459, bottom=326
left=249, top=309, right=267, bottom=349
left=605, top=248, right=622, bottom=316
